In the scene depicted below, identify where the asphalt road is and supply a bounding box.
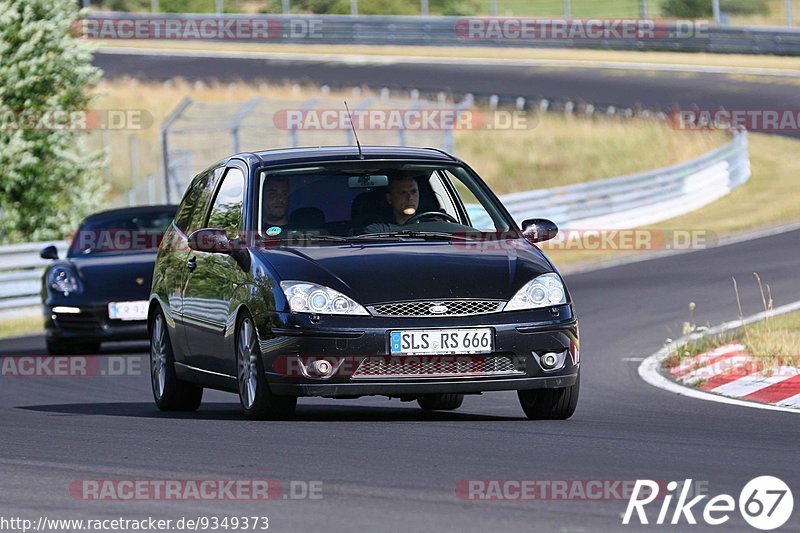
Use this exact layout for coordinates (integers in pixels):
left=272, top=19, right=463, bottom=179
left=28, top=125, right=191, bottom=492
left=1, top=229, right=798, bottom=532
left=94, top=51, right=800, bottom=138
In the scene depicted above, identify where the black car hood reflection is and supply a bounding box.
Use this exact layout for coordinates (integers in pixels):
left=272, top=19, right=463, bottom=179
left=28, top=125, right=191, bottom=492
left=256, top=241, right=554, bottom=304
left=65, top=252, right=158, bottom=301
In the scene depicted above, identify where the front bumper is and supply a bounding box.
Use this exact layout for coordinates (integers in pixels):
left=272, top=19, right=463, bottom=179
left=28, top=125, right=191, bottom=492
left=256, top=304, right=580, bottom=398
left=44, top=305, right=148, bottom=342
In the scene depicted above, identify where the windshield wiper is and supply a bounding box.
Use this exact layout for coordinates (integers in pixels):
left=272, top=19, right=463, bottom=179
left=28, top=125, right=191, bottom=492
left=351, top=231, right=472, bottom=241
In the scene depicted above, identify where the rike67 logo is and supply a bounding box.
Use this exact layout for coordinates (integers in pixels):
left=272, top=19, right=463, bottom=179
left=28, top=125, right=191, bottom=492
left=623, top=477, right=793, bottom=530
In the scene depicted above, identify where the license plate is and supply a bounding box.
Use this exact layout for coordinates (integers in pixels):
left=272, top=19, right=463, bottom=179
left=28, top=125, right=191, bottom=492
left=389, top=328, right=493, bottom=355
left=108, top=301, right=148, bottom=321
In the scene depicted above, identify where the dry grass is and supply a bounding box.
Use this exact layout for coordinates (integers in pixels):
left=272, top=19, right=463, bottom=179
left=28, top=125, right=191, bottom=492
left=455, top=113, right=725, bottom=193
left=0, top=314, right=43, bottom=340
left=89, top=78, right=727, bottom=199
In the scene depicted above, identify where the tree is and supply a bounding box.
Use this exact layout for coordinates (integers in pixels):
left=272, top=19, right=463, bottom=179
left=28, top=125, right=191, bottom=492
left=0, top=0, right=107, bottom=243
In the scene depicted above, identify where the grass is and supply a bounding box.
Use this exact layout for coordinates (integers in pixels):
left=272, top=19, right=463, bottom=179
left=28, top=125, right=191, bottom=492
left=663, top=279, right=800, bottom=374
left=543, top=131, right=800, bottom=267
left=89, top=78, right=727, bottom=200
left=97, top=41, right=800, bottom=73
left=0, top=315, right=43, bottom=340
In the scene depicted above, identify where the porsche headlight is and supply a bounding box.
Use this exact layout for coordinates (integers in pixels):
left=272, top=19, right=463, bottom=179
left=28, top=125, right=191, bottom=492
left=504, top=273, right=566, bottom=311
left=280, top=282, right=369, bottom=316
left=48, top=267, right=81, bottom=296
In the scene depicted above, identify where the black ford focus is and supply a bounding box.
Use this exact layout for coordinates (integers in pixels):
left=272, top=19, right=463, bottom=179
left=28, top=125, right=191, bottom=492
left=149, top=147, right=579, bottom=420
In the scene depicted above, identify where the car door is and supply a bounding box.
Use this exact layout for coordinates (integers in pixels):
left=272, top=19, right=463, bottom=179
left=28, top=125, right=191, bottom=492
left=181, top=163, right=248, bottom=377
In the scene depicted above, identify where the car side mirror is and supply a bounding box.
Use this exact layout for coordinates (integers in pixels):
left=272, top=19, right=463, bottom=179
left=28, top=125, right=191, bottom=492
left=40, top=245, right=59, bottom=260
left=188, top=228, right=233, bottom=253
left=521, top=218, right=559, bottom=244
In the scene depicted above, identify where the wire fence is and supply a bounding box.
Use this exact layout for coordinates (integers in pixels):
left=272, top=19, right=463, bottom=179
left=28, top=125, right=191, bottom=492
left=159, top=90, right=471, bottom=203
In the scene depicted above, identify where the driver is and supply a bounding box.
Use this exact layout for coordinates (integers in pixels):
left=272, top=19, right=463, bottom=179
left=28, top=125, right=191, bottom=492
left=385, top=176, right=419, bottom=224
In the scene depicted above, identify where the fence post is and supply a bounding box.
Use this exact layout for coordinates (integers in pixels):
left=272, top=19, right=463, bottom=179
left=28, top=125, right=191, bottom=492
left=350, top=0, right=358, bottom=15
left=420, top=0, right=428, bottom=16
left=712, top=0, right=721, bottom=23
left=129, top=135, right=139, bottom=203
left=160, top=97, right=193, bottom=204
left=564, top=0, right=571, bottom=19
left=788, top=0, right=794, bottom=27
left=282, top=0, right=289, bottom=14
left=640, top=0, right=648, bottom=18
left=151, top=0, right=158, bottom=12
left=230, top=97, right=263, bottom=154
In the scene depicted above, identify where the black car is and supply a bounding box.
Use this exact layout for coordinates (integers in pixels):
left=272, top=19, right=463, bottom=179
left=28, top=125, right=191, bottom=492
left=41, top=205, right=178, bottom=355
left=149, top=147, right=579, bottom=420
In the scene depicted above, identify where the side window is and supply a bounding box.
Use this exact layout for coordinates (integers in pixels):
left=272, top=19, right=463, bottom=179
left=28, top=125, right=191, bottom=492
left=443, top=170, right=498, bottom=231
left=174, top=172, right=209, bottom=234
left=207, top=167, right=246, bottom=238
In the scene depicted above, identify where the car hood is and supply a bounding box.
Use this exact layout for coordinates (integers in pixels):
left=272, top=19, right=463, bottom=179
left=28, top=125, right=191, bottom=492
left=255, top=241, right=555, bottom=304
left=64, top=252, right=157, bottom=300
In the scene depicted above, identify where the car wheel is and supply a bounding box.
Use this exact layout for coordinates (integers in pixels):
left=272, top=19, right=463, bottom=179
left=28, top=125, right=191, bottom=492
left=45, top=339, right=100, bottom=355
left=417, top=393, right=464, bottom=411
left=517, top=373, right=580, bottom=420
left=150, top=311, right=203, bottom=411
left=237, top=313, right=297, bottom=421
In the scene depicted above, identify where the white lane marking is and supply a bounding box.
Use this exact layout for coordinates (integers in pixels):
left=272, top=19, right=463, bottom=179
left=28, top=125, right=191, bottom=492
left=710, top=366, right=800, bottom=397
left=778, top=393, right=800, bottom=407
left=97, top=46, right=800, bottom=78
left=638, top=300, right=800, bottom=414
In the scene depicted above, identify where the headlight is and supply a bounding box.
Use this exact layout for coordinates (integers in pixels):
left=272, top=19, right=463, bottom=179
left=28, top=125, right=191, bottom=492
left=47, top=267, right=81, bottom=296
left=280, top=281, right=369, bottom=316
left=504, top=273, right=566, bottom=311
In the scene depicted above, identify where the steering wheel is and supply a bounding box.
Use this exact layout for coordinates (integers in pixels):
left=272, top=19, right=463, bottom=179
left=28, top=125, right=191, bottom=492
left=404, top=211, right=459, bottom=225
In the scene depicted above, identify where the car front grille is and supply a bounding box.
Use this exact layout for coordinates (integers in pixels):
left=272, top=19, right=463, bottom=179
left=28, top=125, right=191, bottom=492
left=369, top=300, right=504, bottom=318
left=351, top=355, right=525, bottom=379
left=53, top=314, right=101, bottom=331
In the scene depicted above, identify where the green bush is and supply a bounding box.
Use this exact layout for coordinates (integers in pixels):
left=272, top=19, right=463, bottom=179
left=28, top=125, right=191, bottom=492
left=0, top=0, right=107, bottom=243
left=661, top=0, right=770, bottom=17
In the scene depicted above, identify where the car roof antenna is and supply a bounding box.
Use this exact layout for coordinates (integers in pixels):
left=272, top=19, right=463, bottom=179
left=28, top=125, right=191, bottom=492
left=344, top=101, right=364, bottom=159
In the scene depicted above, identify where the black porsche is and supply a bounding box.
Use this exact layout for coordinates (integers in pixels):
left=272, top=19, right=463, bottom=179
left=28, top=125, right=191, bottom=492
left=41, top=205, right=177, bottom=354
left=149, top=147, right=580, bottom=420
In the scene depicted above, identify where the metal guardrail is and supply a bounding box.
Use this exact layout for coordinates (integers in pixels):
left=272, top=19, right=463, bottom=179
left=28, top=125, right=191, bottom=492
left=84, top=13, right=800, bottom=55
left=0, top=241, right=68, bottom=311
left=499, top=132, right=750, bottom=229
left=0, top=133, right=750, bottom=313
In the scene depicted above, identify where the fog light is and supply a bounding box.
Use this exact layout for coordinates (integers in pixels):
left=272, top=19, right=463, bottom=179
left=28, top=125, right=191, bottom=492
left=311, top=359, right=333, bottom=377
left=540, top=352, right=559, bottom=369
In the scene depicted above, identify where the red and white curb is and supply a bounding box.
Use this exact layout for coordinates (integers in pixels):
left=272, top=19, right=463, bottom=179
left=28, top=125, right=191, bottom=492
left=639, top=300, right=800, bottom=414
left=668, top=343, right=800, bottom=408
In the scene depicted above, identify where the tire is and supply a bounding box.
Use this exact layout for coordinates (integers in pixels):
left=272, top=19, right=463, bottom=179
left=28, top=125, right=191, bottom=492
left=237, top=313, right=297, bottom=420
left=417, top=393, right=464, bottom=411
left=150, top=310, right=203, bottom=411
left=517, top=373, right=580, bottom=420
left=46, top=339, right=100, bottom=355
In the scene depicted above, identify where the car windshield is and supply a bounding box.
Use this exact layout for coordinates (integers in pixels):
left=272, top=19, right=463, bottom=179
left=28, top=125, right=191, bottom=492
left=257, top=162, right=512, bottom=243
left=68, top=208, right=177, bottom=256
